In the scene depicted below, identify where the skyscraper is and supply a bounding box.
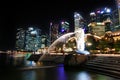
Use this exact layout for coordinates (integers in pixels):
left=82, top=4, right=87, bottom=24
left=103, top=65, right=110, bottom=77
left=15, top=28, right=26, bottom=50
left=60, top=21, right=70, bottom=35
left=116, top=0, right=120, bottom=25
left=74, top=12, right=84, bottom=31
left=50, top=23, right=59, bottom=44
left=25, top=27, right=41, bottom=51
left=16, top=26, right=41, bottom=51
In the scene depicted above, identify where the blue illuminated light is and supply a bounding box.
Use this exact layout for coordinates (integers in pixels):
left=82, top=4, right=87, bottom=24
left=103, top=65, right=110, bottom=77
left=100, top=11, right=104, bottom=14
left=77, top=71, right=91, bottom=80
left=104, top=8, right=111, bottom=13
left=61, top=29, right=65, bottom=32
left=106, top=9, right=111, bottom=13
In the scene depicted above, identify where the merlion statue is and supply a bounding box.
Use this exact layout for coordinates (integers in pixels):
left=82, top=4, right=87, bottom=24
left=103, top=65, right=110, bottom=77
left=74, top=28, right=89, bottom=55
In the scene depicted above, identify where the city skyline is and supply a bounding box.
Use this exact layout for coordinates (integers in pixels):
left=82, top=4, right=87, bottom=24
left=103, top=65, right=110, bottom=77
left=0, top=0, right=116, bottom=50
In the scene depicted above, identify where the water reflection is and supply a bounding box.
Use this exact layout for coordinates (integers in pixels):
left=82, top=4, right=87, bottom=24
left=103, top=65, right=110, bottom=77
left=0, top=65, right=119, bottom=80
left=56, top=65, right=67, bottom=80
left=76, top=71, right=91, bottom=80
left=22, top=71, right=37, bottom=80
left=25, top=61, right=36, bottom=67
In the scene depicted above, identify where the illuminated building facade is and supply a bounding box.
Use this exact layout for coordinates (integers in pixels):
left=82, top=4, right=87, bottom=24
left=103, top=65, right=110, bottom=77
left=15, top=28, right=26, bottom=50
left=49, top=21, right=70, bottom=44
left=112, top=9, right=119, bottom=28
left=59, top=21, right=70, bottom=36
left=111, top=0, right=120, bottom=30
left=89, top=8, right=113, bottom=35
left=102, top=8, right=112, bottom=31
left=25, top=27, right=41, bottom=51
left=103, top=30, right=120, bottom=52
left=15, top=27, right=41, bottom=51
left=50, top=23, right=59, bottom=44
left=104, top=30, right=120, bottom=42
left=116, top=0, right=120, bottom=24
left=88, top=22, right=105, bottom=36
left=74, top=12, right=88, bottom=33
left=41, top=35, right=47, bottom=48
left=90, top=12, right=97, bottom=22
left=74, top=12, right=84, bottom=31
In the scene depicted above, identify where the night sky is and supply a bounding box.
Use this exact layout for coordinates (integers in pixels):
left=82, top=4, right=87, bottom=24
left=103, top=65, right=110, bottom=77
left=0, top=0, right=116, bottom=50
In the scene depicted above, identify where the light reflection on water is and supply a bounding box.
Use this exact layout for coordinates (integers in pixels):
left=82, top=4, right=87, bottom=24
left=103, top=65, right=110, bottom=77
left=0, top=56, right=119, bottom=80
left=76, top=71, right=91, bottom=80
left=25, top=61, right=37, bottom=67
left=21, top=70, right=37, bottom=80
left=56, top=65, right=67, bottom=80
left=0, top=64, right=119, bottom=80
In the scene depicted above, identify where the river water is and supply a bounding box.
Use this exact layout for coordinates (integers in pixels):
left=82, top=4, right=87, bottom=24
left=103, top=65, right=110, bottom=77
left=0, top=53, right=119, bottom=80
left=0, top=60, right=119, bottom=80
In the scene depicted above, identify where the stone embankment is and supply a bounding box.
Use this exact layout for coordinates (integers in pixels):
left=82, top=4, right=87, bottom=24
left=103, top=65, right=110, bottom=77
left=84, top=54, right=120, bottom=78
left=28, top=54, right=65, bottom=63
left=64, top=54, right=88, bottom=67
